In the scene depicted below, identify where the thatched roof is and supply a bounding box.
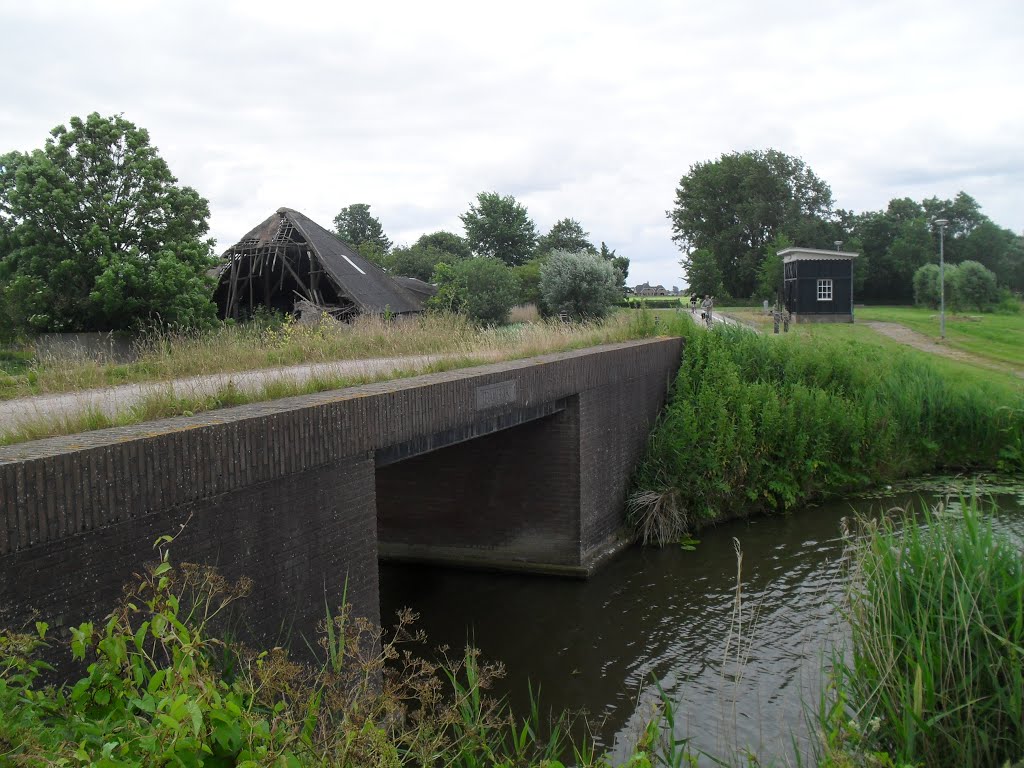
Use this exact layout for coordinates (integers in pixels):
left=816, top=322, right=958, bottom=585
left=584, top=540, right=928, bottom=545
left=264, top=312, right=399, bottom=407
left=214, top=207, right=424, bottom=318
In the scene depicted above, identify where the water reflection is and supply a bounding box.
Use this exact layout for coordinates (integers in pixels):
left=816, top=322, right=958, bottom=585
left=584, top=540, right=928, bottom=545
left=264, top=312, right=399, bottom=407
left=378, top=478, right=1024, bottom=763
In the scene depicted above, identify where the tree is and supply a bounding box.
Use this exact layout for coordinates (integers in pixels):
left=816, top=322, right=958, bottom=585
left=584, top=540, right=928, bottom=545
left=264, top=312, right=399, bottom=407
left=0, top=113, right=216, bottom=333
left=960, top=221, right=1023, bottom=288
left=599, top=242, right=629, bottom=290
left=427, top=257, right=519, bottom=324
left=512, top=257, right=545, bottom=307
left=669, top=149, right=836, bottom=298
left=535, top=218, right=594, bottom=256
left=755, top=233, right=792, bottom=301
left=460, top=192, right=537, bottom=266
left=950, top=260, right=999, bottom=311
left=388, top=243, right=463, bottom=282
left=539, top=250, right=620, bottom=320
left=682, top=248, right=725, bottom=298
left=333, top=204, right=392, bottom=254
left=414, top=231, right=473, bottom=261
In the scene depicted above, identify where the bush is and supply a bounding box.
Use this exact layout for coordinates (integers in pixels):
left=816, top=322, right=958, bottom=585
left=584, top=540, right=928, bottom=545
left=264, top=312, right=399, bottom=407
left=829, top=499, right=1024, bottom=767
left=950, top=259, right=999, bottom=311
left=539, top=250, right=620, bottom=320
left=912, top=263, right=942, bottom=308
left=427, top=258, right=520, bottom=325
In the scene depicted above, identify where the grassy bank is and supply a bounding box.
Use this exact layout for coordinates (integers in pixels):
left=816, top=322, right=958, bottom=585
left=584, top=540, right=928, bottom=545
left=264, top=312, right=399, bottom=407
left=819, top=498, right=1024, bottom=767
left=628, top=317, right=1024, bottom=544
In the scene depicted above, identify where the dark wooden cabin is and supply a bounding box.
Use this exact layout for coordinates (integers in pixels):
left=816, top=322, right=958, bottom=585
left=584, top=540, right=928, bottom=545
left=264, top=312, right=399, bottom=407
left=212, top=207, right=425, bottom=321
left=780, top=247, right=858, bottom=323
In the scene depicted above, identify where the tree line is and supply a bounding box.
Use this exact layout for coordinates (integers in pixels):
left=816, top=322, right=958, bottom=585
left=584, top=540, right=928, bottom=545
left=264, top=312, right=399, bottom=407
left=0, top=114, right=629, bottom=335
left=333, top=194, right=629, bottom=323
left=671, top=149, right=1023, bottom=306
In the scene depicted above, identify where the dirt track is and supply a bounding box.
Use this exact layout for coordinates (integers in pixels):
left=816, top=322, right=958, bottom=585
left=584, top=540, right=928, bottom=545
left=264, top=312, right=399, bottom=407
left=865, top=322, right=1024, bottom=379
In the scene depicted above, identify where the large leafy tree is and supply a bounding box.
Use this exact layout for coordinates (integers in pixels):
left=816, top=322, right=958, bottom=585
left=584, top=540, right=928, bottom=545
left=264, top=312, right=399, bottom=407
left=460, top=192, right=538, bottom=267
left=333, top=203, right=392, bottom=254
left=0, top=113, right=216, bottom=332
left=535, top=218, right=595, bottom=256
left=669, top=149, right=837, bottom=298
left=685, top=249, right=725, bottom=297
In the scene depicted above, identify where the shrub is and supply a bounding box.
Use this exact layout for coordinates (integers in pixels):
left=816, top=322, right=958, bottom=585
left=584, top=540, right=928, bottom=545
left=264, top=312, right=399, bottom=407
left=912, top=263, right=941, bottom=308
left=949, top=259, right=999, bottom=311
left=539, top=250, right=620, bottom=320
left=428, top=258, right=520, bottom=325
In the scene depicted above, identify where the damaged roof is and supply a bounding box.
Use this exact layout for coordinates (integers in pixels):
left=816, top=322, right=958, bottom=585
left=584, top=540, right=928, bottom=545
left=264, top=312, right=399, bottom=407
left=222, top=207, right=424, bottom=315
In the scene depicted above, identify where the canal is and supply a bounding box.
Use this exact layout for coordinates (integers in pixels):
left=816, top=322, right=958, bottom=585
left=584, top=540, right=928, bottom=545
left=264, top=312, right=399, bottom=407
left=379, top=475, right=1024, bottom=763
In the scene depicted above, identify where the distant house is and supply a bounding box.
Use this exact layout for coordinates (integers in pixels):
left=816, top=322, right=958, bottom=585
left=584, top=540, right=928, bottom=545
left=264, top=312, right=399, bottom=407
left=780, top=246, right=858, bottom=323
left=212, top=207, right=425, bottom=321
left=634, top=282, right=668, bottom=296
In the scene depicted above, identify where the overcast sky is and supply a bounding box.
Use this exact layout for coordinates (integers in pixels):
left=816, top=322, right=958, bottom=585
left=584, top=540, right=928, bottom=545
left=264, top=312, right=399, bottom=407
left=2, top=0, right=1021, bottom=287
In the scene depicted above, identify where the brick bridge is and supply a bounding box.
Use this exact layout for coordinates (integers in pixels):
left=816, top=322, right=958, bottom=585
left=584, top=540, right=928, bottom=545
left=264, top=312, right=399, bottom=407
left=0, top=338, right=682, bottom=651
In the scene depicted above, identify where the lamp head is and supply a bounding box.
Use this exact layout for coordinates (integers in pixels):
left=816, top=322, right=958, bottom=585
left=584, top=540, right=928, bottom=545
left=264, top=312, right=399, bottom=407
left=934, top=218, right=949, bottom=229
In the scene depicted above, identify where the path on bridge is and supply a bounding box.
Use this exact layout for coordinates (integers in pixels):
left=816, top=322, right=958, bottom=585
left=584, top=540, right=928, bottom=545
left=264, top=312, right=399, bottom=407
left=0, top=352, right=502, bottom=430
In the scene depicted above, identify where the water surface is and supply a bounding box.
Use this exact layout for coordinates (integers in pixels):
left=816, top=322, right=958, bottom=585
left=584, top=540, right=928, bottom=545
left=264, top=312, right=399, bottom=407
left=379, top=475, right=1024, bottom=763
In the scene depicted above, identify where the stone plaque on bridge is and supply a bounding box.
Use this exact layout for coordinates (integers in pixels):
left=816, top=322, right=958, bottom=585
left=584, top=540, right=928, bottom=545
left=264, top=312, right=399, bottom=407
left=475, top=380, right=517, bottom=410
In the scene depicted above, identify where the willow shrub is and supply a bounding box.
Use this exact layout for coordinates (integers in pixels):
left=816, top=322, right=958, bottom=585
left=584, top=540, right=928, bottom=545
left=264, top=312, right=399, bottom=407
left=828, top=500, right=1024, bottom=767
left=628, top=320, right=1024, bottom=544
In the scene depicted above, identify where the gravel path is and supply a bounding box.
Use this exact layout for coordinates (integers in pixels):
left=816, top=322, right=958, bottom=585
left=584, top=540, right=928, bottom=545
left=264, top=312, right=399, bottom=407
left=0, top=353, right=484, bottom=431
left=865, top=321, right=1024, bottom=379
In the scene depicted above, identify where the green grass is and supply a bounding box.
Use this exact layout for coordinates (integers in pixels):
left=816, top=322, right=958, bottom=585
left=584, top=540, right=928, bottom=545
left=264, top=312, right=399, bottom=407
left=855, top=305, right=1024, bottom=368
left=628, top=316, right=1024, bottom=544
left=820, top=498, right=1024, bottom=767
left=717, top=305, right=1024, bottom=393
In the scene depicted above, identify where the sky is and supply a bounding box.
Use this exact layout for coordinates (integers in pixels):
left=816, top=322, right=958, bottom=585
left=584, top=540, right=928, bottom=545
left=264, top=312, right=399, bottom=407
left=2, top=0, right=1022, bottom=288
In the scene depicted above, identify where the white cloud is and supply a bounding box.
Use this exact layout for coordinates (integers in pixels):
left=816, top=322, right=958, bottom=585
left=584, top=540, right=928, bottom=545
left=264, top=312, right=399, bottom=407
left=1, top=0, right=1021, bottom=287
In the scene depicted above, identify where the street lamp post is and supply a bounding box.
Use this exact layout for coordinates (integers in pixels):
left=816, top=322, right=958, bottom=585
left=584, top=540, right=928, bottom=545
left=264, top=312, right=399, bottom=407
left=934, top=219, right=949, bottom=340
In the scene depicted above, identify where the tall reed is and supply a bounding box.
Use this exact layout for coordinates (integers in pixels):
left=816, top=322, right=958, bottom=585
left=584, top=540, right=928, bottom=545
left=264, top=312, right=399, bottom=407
left=629, top=319, right=1024, bottom=544
left=825, top=499, right=1024, bottom=767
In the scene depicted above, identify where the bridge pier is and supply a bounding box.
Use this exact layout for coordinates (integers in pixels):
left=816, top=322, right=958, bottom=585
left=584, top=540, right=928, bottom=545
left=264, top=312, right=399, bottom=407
left=0, top=339, right=682, bottom=659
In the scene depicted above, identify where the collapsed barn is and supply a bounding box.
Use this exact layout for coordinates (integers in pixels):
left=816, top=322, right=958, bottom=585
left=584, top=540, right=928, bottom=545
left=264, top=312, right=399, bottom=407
left=212, top=207, right=425, bottom=321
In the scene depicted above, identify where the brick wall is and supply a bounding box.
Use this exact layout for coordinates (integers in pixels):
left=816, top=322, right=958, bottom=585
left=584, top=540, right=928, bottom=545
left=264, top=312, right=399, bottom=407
left=0, top=338, right=683, bottom=652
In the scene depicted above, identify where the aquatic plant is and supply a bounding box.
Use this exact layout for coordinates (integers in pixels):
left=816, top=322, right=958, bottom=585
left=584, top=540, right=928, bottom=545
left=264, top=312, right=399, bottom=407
left=822, top=498, right=1024, bottom=767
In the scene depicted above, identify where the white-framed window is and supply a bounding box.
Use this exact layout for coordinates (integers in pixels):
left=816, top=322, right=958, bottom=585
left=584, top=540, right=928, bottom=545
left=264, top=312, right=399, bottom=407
left=817, top=279, right=833, bottom=301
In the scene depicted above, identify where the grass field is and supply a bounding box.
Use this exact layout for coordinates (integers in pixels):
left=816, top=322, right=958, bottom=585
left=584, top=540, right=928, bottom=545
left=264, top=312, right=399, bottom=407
left=712, top=304, right=1024, bottom=392
left=855, top=305, right=1024, bottom=367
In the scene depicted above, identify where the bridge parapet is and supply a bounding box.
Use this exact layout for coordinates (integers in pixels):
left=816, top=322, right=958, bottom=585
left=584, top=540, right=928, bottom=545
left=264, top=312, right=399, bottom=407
left=0, top=338, right=682, bottom=652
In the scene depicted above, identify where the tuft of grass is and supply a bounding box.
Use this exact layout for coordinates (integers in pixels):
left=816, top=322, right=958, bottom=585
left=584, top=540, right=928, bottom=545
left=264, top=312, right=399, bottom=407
left=821, top=498, right=1024, bottom=767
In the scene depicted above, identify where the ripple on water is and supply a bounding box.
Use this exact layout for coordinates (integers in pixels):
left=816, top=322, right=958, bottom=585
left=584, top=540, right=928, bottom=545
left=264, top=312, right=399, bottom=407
left=378, top=474, right=1024, bottom=765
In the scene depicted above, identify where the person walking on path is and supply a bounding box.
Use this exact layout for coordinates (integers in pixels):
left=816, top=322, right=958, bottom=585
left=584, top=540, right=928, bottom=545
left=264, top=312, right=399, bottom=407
left=701, top=295, right=714, bottom=327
